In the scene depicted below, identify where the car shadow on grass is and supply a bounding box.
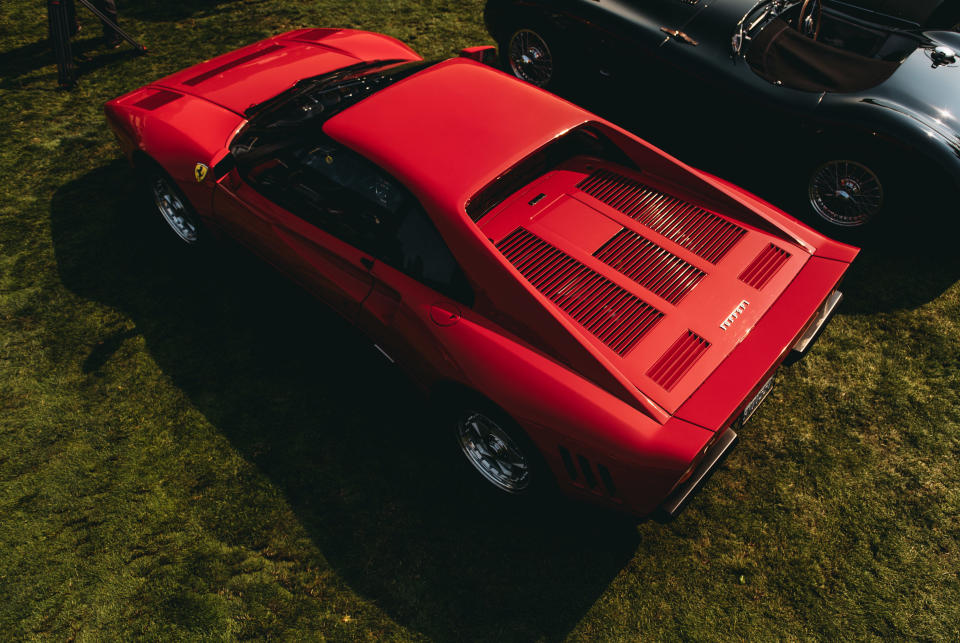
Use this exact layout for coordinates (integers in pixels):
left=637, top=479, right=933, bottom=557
left=49, top=161, right=641, bottom=640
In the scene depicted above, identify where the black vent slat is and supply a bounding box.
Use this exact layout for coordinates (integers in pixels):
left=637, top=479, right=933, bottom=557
left=578, top=169, right=746, bottom=264
left=497, top=228, right=663, bottom=357
left=647, top=330, right=711, bottom=391
left=739, top=243, right=791, bottom=289
left=594, top=230, right=706, bottom=305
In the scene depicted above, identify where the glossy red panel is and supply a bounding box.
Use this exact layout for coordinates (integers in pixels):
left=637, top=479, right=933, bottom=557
left=323, top=58, right=591, bottom=213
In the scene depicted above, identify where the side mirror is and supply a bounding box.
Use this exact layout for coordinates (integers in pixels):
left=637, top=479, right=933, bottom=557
left=459, top=46, right=499, bottom=66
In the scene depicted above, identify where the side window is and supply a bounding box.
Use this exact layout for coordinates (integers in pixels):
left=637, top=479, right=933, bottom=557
left=382, top=202, right=474, bottom=305
left=240, top=137, right=472, bottom=304
left=241, top=140, right=396, bottom=257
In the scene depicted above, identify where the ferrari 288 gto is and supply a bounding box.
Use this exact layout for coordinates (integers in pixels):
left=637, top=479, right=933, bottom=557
left=104, top=28, right=858, bottom=517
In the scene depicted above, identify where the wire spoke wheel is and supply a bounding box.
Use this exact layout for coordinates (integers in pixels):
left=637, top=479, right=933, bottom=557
left=457, top=411, right=531, bottom=493
left=808, top=160, right=884, bottom=227
left=152, top=175, right=199, bottom=244
left=507, top=28, right=553, bottom=87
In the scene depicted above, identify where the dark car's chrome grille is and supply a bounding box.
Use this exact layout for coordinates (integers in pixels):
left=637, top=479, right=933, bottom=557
left=594, top=229, right=705, bottom=305
left=497, top=228, right=663, bottom=356
left=647, top=330, right=711, bottom=391
left=577, top=169, right=746, bottom=264
left=739, top=243, right=791, bottom=289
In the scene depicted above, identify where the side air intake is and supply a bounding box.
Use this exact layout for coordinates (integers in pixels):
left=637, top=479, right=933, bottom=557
left=497, top=228, right=663, bottom=356
left=578, top=169, right=746, bottom=264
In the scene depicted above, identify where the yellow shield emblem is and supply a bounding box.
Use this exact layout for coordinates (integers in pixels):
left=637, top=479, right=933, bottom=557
left=194, top=163, right=209, bottom=182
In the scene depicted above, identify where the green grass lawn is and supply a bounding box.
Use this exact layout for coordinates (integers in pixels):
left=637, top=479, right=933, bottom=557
left=2, top=0, right=959, bottom=639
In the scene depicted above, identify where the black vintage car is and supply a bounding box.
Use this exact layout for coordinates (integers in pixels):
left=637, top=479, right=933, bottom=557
left=484, top=0, right=960, bottom=232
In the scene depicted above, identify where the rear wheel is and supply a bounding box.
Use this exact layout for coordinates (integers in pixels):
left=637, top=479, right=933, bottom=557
left=807, top=158, right=885, bottom=229
left=456, top=409, right=533, bottom=494
left=445, top=399, right=553, bottom=500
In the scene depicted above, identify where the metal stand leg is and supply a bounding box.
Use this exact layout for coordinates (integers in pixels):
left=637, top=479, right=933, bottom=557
left=47, top=0, right=76, bottom=88
left=75, top=0, right=147, bottom=52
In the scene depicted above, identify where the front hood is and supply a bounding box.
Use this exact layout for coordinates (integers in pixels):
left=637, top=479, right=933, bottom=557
left=151, top=29, right=421, bottom=115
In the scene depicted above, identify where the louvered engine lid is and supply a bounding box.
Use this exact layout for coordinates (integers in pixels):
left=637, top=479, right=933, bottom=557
left=479, top=159, right=811, bottom=413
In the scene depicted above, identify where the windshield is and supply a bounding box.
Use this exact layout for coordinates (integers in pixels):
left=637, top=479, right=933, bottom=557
left=232, top=60, right=432, bottom=157
left=734, top=0, right=799, bottom=54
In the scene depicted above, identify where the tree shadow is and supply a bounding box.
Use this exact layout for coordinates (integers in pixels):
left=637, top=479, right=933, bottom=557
left=49, top=161, right=640, bottom=640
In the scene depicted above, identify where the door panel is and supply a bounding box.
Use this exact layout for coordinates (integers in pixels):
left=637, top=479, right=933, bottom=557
left=213, top=173, right=374, bottom=319
left=358, top=261, right=458, bottom=387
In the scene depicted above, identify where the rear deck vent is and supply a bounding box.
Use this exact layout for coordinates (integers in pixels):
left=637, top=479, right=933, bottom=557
left=578, top=169, right=746, bottom=264
left=739, top=243, right=791, bottom=289
left=497, top=228, right=663, bottom=356
left=594, top=229, right=706, bottom=305
left=183, top=44, right=285, bottom=86
left=647, top=330, right=711, bottom=391
left=132, top=90, right=182, bottom=111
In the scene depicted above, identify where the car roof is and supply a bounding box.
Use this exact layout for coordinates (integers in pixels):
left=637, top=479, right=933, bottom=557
left=322, top=58, right=591, bottom=214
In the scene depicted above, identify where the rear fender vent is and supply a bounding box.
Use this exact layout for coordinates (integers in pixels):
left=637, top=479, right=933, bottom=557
left=558, top=446, right=617, bottom=497
left=739, top=243, right=791, bottom=289
left=132, top=90, right=182, bottom=110
left=497, top=228, right=663, bottom=356
left=183, top=44, right=285, bottom=86
left=594, top=229, right=706, bottom=305
left=647, top=330, right=711, bottom=391
left=578, top=169, right=746, bottom=264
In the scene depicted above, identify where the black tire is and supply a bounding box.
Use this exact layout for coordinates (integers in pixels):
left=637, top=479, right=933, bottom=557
left=140, top=161, right=205, bottom=247
left=444, top=396, right=554, bottom=501
left=800, top=145, right=895, bottom=240
left=499, top=23, right=564, bottom=91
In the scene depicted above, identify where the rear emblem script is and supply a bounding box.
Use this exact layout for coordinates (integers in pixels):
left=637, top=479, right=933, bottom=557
left=194, top=163, right=208, bottom=182
left=720, top=300, right=750, bottom=331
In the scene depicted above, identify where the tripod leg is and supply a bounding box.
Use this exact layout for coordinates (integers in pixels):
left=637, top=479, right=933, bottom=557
left=47, top=0, right=76, bottom=88
left=75, top=0, right=147, bottom=52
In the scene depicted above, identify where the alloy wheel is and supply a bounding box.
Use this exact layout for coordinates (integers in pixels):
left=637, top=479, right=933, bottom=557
left=457, top=411, right=531, bottom=493
left=152, top=175, right=199, bottom=244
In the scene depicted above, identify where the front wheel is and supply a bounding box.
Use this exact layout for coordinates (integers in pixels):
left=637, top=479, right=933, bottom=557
left=148, top=169, right=203, bottom=245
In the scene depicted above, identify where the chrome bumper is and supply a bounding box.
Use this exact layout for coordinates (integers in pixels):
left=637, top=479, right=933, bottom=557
left=792, top=290, right=843, bottom=355
left=661, top=428, right=739, bottom=518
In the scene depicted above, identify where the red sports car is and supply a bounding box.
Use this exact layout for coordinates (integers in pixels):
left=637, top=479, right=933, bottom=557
left=105, top=28, right=858, bottom=517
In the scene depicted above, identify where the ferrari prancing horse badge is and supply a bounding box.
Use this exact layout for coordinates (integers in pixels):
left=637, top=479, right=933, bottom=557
left=194, top=163, right=208, bottom=182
